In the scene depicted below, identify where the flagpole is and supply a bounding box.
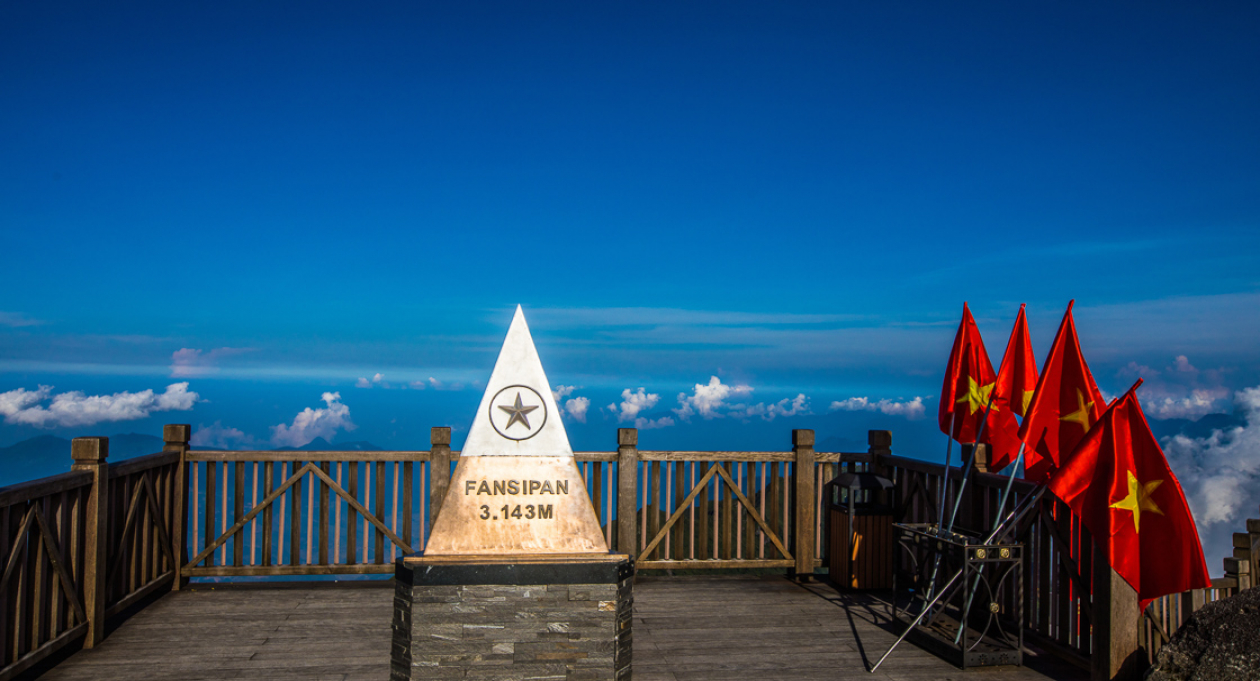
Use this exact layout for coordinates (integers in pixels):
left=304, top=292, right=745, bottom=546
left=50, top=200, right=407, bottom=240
left=936, top=412, right=956, bottom=529
left=869, top=485, right=1047, bottom=673
left=924, top=413, right=957, bottom=605
left=944, top=395, right=997, bottom=533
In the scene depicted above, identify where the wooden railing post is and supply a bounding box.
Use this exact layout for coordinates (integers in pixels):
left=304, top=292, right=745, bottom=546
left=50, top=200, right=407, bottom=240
left=867, top=430, right=892, bottom=477
left=1092, top=545, right=1141, bottom=681
left=429, top=427, right=452, bottom=527
left=71, top=437, right=109, bottom=648
left=792, top=429, right=815, bottom=580
left=164, top=424, right=191, bottom=590
left=1248, top=509, right=1260, bottom=590
left=617, top=428, right=638, bottom=557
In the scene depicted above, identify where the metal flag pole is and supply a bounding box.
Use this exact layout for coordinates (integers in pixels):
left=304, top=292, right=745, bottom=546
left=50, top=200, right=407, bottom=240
left=949, top=442, right=1028, bottom=645
left=936, top=412, right=956, bottom=529
left=869, top=485, right=1048, bottom=673
left=944, top=395, right=997, bottom=533
left=923, top=412, right=956, bottom=604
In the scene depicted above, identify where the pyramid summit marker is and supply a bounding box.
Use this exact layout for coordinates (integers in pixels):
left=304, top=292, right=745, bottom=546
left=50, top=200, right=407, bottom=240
left=423, top=305, right=610, bottom=555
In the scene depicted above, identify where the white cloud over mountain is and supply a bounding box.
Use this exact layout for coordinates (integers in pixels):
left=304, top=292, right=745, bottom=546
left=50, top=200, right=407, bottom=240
left=0, top=383, right=199, bottom=428
left=270, top=392, right=356, bottom=448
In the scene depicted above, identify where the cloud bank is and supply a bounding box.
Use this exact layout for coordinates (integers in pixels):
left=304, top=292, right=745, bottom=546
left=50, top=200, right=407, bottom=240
left=0, top=383, right=199, bottom=428
left=1162, top=385, right=1260, bottom=575
left=191, top=421, right=257, bottom=449
left=1120, top=355, right=1232, bottom=420
left=170, top=347, right=253, bottom=378
left=829, top=396, right=927, bottom=420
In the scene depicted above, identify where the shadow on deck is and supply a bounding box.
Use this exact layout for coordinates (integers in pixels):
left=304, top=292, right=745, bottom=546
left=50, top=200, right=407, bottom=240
left=40, top=575, right=1088, bottom=681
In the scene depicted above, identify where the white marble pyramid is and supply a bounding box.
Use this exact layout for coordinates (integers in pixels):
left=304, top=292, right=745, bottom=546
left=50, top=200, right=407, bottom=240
left=423, top=306, right=609, bottom=555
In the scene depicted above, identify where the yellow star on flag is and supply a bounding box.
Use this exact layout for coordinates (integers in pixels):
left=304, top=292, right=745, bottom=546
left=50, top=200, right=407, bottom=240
left=1109, top=470, right=1164, bottom=533
left=1059, top=389, right=1095, bottom=431
left=1020, top=390, right=1033, bottom=416
left=955, top=376, right=995, bottom=414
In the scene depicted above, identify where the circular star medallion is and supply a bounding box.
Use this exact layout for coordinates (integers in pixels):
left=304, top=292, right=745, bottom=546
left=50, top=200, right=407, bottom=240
left=488, top=385, right=548, bottom=441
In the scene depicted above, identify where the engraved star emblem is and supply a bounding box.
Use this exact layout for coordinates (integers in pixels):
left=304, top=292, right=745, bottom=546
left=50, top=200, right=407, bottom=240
left=1060, top=389, right=1095, bottom=431
left=1109, top=470, right=1164, bottom=534
left=497, top=392, right=539, bottom=431
left=955, top=376, right=996, bottom=414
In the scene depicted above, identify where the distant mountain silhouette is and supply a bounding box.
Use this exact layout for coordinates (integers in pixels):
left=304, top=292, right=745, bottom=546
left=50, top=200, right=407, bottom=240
left=272, top=437, right=384, bottom=451
left=0, top=432, right=165, bottom=488
left=1149, top=412, right=1245, bottom=442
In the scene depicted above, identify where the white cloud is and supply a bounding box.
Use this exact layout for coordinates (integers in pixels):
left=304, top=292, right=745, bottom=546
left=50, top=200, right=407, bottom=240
left=0, top=383, right=200, bottom=428
left=1162, top=386, right=1260, bottom=576
left=191, top=421, right=257, bottom=449
left=270, top=392, right=356, bottom=448
left=355, top=373, right=387, bottom=389
left=425, top=377, right=464, bottom=391
left=170, top=347, right=253, bottom=378
left=635, top=416, right=675, bottom=429
left=829, top=396, right=927, bottom=420
left=607, top=388, right=660, bottom=423
left=565, top=397, right=591, bottom=423
left=355, top=377, right=372, bottom=388
left=730, top=394, right=811, bottom=422
left=0, top=311, right=43, bottom=328
left=673, top=376, right=753, bottom=421
left=551, top=385, right=590, bottom=423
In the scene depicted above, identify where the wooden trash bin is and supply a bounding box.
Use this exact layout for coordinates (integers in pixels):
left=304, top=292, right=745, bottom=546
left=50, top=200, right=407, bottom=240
left=825, top=472, right=896, bottom=589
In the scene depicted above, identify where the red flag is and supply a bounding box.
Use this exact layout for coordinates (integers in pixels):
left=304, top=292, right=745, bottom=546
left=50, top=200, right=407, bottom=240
left=938, top=303, right=999, bottom=444
left=995, top=304, right=1038, bottom=418
left=983, top=305, right=1037, bottom=471
left=1017, top=301, right=1106, bottom=482
left=1047, top=382, right=1211, bottom=610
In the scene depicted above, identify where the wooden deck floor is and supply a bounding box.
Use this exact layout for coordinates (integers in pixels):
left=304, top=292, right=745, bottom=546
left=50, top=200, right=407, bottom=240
left=41, top=575, right=1088, bottom=681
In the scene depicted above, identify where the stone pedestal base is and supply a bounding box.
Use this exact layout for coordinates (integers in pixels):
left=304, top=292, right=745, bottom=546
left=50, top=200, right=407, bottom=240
left=391, top=554, right=633, bottom=681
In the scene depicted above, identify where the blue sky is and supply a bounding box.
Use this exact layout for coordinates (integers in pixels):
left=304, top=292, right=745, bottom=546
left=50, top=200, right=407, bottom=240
left=2, top=3, right=1259, bottom=564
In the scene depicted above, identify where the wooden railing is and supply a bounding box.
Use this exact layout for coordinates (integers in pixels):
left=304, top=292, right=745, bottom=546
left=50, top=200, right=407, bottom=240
left=3, top=422, right=1256, bottom=681
left=0, top=430, right=186, bottom=681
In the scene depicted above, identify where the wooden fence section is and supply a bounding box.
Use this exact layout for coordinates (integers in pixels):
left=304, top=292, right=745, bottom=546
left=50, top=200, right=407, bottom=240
left=0, top=428, right=189, bottom=681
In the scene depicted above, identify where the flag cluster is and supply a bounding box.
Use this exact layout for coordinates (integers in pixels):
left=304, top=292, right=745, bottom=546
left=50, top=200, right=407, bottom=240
left=936, top=301, right=1211, bottom=607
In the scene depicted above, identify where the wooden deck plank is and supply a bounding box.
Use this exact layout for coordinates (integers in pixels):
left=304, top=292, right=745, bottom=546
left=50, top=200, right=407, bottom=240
left=42, top=575, right=1087, bottom=680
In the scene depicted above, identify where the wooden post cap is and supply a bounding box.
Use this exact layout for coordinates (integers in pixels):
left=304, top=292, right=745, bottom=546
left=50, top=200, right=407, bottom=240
left=71, top=437, right=109, bottom=463
left=431, top=427, right=451, bottom=446
left=618, top=428, right=637, bottom=446
left=792, top=429, right=814, bottom=447
left=868, top=430, right=892, bottom=448
left=163, top=424, right=191, bottom=444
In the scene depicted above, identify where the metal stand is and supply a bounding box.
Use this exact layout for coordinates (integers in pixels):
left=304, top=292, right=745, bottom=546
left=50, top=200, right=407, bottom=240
left=891, top=523, right=1023, bottom=669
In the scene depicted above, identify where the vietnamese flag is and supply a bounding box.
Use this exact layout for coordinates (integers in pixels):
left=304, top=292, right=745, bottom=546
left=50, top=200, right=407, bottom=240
left=994, top=304, right=1038, bottom=418
left=1017, top=301, right=1106, bottom=482
left=1047, top=382, right=1211, bottom=610
left=938, top=303, right=1001, bottom=444
left=983, top=305, right=1038, bottom=471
